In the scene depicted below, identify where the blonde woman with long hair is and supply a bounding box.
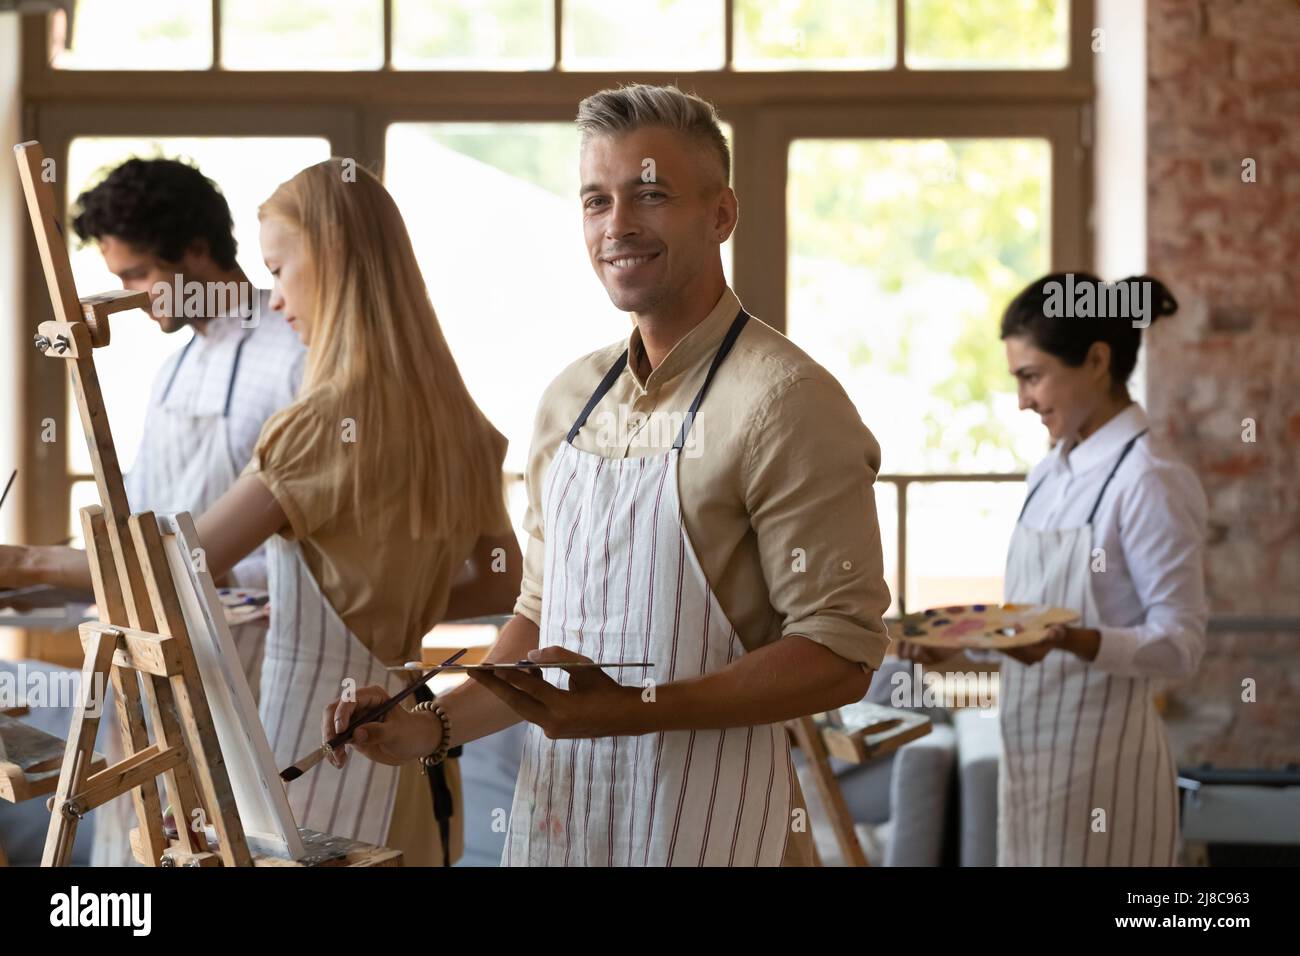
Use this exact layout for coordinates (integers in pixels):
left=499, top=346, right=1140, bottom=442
left=184, top=159, right=520, bottom=863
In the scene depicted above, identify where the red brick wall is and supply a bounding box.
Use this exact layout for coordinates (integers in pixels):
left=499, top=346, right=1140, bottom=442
left=1146, top=0, right=1300, bottom=768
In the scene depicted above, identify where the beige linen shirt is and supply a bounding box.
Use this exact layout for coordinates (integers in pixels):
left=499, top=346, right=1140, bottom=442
left=514, top=286, right=894, bottom=866
left=243, top=395, right=512, bottom=666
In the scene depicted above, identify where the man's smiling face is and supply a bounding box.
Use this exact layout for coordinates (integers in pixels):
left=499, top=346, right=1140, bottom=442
left=580, top=126, right=734, bottom=316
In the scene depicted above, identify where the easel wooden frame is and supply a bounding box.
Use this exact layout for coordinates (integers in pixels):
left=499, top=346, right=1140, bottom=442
left=12, top=140, right=392, bottom=867
left=15, top=138, right=261, bottom=866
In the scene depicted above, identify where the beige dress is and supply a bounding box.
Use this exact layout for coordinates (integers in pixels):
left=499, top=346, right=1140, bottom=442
left=244, top=395, right=511, bottom=865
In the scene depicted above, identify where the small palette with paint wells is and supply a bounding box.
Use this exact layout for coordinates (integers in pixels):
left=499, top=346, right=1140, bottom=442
left=216, top=587, right=271, bottom=626
left=895, top=603, right=1079, bottom=649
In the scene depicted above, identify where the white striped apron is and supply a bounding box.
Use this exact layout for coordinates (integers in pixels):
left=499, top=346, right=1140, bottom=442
left=999, top=429, right=1179, bottom=866
left=259, top=535, right=405, bottom=847
left=92, top=333, right=265, bottom=866
left=138, top=331, right=268, bottom=687
left=136, top=330, right=271, bottom=594
left=503, top=309, right=797, bottom=867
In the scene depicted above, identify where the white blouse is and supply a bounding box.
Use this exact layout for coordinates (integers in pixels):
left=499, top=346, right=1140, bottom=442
left=1016, top=403, right=1209, bottom=680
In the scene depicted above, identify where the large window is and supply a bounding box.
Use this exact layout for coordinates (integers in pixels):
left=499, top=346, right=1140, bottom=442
left=49, top=0, right=1074, bottom=72
left=787, top=135, right=1054, bottom=612
left=788, top=136, right=1051, bottom=474
left=16, top=0, right=1095, bottom=623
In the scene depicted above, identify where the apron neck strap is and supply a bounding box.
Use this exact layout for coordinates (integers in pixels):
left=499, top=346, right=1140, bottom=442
left=160, top=336, right=197, bottom=405
left=672, top=308, right=749, bottom=450
left=1085, top=428, right=1147, bottom=524
left=223, top=332, right=251, bottom=418
left=565, top=347, right=631, bottom=445
left=1016, top=476, right=1045, bottom=522
left=158, top=328, right=250, bottom=418
left=1017, top=427, right=1149, bottom=525
left=565, top=308, right=751, bottom=448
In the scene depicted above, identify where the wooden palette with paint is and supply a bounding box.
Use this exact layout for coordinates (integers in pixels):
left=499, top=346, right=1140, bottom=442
left=896, top=603, right=1079, bottom=649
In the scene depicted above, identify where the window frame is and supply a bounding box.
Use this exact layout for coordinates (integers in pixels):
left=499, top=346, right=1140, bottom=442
left=15, top=2, right=1096, bottom=617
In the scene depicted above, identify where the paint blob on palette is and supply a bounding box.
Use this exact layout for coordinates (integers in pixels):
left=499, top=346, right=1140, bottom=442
left=216, top=587, right=271, bottom=626
left=896, top=603, right=1079, bottom=649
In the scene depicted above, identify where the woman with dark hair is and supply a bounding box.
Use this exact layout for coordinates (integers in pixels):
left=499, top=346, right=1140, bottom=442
left=902, top=272, right=1208, bottom=866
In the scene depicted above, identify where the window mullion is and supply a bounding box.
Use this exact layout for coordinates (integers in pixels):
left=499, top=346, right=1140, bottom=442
left=211, top=0, right=221, bottom=70
left=383, top=0, right=393, bottom=69
left=896, top=479, right=909, bottom=615
left=724, top=0, right=734, bottom=69
left=895, top=0, right=906, bottom=70
left=553, top=0, right=563, bottom=70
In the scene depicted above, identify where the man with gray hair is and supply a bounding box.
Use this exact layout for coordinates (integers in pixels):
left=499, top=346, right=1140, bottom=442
left=330, top=84, right=893, bottom=867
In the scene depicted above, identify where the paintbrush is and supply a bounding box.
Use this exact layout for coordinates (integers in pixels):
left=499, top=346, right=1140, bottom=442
left=279, top=647, right=469, bottom=783
left=0, top=469, right=15, bottom=513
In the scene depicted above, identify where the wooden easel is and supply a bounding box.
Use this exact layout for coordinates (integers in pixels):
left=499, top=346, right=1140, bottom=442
left=786, top=703, right=932, bottom=867
left=15, top=140, right=259, bottom=866
left=13, top=141, right=399, bottom=867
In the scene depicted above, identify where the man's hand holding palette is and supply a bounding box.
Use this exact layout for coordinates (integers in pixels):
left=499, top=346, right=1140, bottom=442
left=896, top=603, right=1079, bottom=649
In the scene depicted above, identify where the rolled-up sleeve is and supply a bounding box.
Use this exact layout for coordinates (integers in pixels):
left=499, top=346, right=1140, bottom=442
left=742, top=375, right=893, bottom=671
left=1092, top=461, right=1209, bottom=680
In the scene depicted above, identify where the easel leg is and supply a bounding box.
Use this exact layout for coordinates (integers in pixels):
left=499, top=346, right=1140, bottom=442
left=109, top=667, right=169, bottom=862
left=82, top=505, right=169, bottom=862
left=86, top=505, right=205, bottom=858
left=41, top=630, right=116, bottom=866
left=788, top=716, right=870, bottom=867
left=138, top=678, right=207, bottom=856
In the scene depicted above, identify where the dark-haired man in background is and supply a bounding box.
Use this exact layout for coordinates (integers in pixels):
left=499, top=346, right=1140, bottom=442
left=71, top=158, right=305, bottom=592
left=2, top=157, right=302, bottom=606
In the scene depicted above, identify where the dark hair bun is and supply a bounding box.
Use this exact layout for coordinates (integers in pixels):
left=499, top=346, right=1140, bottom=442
left=1121, top=275, right=1179, bottom=323
left=1000, top=271, right=1180, bottom=388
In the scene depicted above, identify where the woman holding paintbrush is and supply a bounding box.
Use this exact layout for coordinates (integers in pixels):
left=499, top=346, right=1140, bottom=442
left=3, top=161, right=521, bottom=865
left=898, top=273, right=1208, bottom=867
left=201, top=159, right=520, bottom=864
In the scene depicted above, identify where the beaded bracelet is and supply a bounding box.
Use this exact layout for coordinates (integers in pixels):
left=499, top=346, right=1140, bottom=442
left=413, top=699, right=452, bottom=769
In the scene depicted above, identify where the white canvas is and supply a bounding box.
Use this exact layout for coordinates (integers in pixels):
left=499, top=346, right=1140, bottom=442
left=156, top=511, right=305, bottom=861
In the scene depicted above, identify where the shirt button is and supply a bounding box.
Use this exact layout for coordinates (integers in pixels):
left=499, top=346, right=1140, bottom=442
left=841, top=560, right=853, bottom=571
